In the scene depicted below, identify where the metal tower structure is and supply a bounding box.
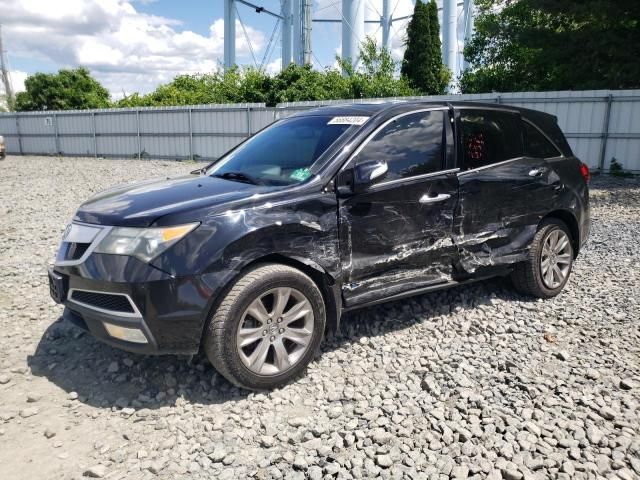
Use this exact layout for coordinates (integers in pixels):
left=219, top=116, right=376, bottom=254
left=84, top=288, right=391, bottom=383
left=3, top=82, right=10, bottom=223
left=0, top=25, right=14, bottom=107
left=222, top=0, right=475, bottom=82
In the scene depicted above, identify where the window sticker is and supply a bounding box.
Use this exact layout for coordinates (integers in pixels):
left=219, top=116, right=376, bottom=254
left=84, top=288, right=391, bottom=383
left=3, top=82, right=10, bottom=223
left=290, top=168, right=312, bottom=181
left=327, top=116, right=369, bottom=125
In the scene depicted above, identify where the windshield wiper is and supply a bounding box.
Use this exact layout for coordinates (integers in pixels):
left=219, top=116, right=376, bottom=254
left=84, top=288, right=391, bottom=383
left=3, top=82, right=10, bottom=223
left=211, top=171, right=261, bottom=185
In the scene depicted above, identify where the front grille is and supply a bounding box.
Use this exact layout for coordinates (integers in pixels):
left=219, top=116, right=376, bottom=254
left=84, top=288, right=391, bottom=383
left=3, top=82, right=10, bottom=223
left=70, top=290, right=135, bottom=314
left=67, top=242, right=91, bottom=260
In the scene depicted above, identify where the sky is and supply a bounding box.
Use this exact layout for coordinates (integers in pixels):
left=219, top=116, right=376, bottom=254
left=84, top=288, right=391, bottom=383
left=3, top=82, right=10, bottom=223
left=0, top=0, right=424, bottom=99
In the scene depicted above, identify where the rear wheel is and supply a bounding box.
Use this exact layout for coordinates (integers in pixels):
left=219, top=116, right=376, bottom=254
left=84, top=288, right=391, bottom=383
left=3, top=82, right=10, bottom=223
left=203, top=264, right=325, bottom=390
left=511, top=218, right=574, bottom=298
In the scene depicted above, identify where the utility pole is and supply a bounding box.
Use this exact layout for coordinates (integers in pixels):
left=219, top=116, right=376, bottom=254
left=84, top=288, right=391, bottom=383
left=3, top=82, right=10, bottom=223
left=442, top=0, right=458, bottom=90
left=342, top=0, right=365, bottom=71
left=224, top=0, right=236, bottom=70
left=281, top=0, right=292, bottom=69
left=381, top=0, right=391, bottom=52
left=0, top=25, right=14, bottom=108
left=302, top=0, right=312, bottom=65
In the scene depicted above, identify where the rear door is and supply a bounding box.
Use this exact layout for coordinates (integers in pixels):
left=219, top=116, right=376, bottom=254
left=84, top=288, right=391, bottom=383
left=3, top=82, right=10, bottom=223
left=338, top=108, right=459, bottom=306
left=454, top=108, right=558, bottom=274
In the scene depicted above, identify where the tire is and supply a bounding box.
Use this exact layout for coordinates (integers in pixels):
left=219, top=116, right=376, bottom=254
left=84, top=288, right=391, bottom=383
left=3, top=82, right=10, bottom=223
left=203, top=263, right=326, bottom=390
left=511, top=218, right=574, bottom=298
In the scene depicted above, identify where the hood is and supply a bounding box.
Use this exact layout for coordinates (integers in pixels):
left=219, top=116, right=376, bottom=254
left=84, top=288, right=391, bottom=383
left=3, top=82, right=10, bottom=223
left=74, top=174, right=266, bottom=227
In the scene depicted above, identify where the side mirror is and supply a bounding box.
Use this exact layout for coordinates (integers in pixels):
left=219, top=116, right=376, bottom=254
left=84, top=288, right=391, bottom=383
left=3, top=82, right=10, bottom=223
left=353, top=160, right=388, bottom=192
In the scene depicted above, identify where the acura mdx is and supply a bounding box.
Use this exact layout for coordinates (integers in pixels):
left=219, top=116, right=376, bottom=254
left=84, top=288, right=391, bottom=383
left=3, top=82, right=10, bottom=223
left=49, top=102, right=590, bottom=390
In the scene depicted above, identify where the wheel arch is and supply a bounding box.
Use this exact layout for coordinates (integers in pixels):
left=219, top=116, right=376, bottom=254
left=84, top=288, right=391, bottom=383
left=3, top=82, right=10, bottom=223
left=247, top=254, right=342, bottom=335
left=200, top=253, right=342, bottom=350
left=541, top=209, right=580, bottom=257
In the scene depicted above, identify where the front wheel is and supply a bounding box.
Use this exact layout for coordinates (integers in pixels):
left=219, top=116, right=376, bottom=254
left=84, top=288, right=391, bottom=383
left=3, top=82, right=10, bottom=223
left=203, top=264, right=326, bottom=390
left=511, top=218, right=574, bottom=298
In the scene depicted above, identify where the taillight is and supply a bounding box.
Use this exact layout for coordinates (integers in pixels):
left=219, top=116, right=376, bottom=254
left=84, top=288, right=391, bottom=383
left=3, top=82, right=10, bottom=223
left=580, top=163, right=591, bottom=183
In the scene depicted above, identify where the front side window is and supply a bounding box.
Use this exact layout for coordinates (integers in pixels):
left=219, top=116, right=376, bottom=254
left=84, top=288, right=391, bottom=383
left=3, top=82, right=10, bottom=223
left=207, top=115, right=360, bottom=186
left=460, top=110, right=524, bottom=170
left=524, top=121, right=561, bottom=158
left=355, top=110, right=446, bottom=182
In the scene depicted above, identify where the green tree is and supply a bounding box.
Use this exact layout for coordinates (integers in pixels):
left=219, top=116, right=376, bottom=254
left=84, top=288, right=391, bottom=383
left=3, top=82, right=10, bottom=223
left=117, top=39, right=414, bottom=108
left=115, top=68, right=274, bottom=107
left=401, top=0, right=449, bottom=94
left=341, top=37, right=416, bottom=99
left=266, top=63, right=352, bottom=105
left=15, top=68, right=110, bottom=111
left=460, top=0, right=640, bottom=92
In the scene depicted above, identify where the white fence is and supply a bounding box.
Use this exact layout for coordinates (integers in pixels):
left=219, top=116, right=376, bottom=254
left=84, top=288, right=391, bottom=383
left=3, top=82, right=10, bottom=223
left=0, top=103, right=277, bottom=161
left=1, top=89, right=639, bottom=172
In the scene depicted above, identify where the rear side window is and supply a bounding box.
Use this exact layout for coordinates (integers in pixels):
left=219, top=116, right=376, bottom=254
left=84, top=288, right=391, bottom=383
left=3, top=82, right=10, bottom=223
left=355, top=110, right=445, bottom=181
left=524, top=121, right=562, bottom=158
left=459, top=110, right=524, bottom=170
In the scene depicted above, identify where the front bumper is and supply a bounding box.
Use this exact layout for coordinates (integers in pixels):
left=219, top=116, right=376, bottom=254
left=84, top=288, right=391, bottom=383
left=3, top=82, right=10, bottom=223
left=49, top=253, right=221, bottom=355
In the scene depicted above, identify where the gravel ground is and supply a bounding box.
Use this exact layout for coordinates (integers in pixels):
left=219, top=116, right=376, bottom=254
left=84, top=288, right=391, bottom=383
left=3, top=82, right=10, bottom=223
left=0, top=155, right=639, bottom=480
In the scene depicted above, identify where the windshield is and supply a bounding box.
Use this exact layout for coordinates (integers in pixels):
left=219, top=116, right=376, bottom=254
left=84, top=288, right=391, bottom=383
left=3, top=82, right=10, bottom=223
left=206, top=115, right=364, bottom=186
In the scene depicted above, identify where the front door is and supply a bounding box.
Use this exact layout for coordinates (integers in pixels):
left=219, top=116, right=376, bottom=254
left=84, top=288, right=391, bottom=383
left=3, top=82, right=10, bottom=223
left=338, top=109, right=459, bottom=306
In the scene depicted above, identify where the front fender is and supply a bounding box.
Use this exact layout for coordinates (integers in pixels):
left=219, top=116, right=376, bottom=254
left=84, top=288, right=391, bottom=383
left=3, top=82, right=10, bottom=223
left=151, top=192, right=340, bottom=280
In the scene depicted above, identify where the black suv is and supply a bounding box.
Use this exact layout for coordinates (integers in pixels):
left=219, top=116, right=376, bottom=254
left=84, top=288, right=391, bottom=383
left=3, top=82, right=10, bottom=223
left=49, top=102, right=590, bottom=390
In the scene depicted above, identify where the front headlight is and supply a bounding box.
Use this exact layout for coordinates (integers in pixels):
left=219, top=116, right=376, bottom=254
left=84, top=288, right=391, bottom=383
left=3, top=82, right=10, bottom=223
left=94, top=223, right=199, bottom=263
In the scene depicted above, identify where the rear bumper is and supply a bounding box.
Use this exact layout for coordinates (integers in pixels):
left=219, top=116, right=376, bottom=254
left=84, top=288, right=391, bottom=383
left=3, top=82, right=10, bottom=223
left=50, top=253, right=224, bottom=355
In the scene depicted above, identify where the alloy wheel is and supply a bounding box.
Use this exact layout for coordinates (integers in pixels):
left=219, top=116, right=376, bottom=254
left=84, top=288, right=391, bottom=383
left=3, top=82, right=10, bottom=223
left=236, top=287, right=315, bottom=376
left=540, top=229, right=572, bottom=289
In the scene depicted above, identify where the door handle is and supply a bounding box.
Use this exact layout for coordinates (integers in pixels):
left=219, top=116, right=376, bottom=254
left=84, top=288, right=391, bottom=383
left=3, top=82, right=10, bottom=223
left=419, top=193, right=451, bottom=204
left=529, top=167, right=547, bottom=177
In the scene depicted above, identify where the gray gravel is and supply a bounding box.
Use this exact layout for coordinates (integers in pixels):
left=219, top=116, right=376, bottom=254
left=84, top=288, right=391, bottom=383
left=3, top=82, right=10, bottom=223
left=0, top=155, right=639, bottom=480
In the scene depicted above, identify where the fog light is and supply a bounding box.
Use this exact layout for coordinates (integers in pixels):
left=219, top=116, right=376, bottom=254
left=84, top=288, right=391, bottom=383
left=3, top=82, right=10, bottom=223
left=103, top=322, right=148, bottom=344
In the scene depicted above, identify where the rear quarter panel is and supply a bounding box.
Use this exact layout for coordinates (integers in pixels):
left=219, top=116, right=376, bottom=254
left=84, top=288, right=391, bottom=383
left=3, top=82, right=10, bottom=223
left=546, top=155, right=590, bottom=248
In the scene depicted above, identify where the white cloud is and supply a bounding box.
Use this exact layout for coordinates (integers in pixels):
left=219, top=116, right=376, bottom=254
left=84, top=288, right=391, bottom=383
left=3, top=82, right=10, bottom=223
left=265, top=57, right=282, bottom=75
left=0, top=0, right=265, bottom=96
left=0, top=70, right=28, bottom=95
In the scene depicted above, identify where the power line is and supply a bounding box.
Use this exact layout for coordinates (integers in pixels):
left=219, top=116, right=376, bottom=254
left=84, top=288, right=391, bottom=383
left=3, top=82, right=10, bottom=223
left=365, top=0, right=382, bottom=18
left=235, top=4, right=260, bottom=68
left=260, top=18, right=281, bottom=70
left=265, top=21, right=282, bottom=71
left=390, top=0, right=401, bottom=18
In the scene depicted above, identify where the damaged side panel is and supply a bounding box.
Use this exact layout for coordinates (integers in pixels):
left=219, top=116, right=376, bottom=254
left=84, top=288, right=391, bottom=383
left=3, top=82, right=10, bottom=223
left=154, top=193, right=341, bottom=280
left=453, top=158, right=561, bottom=274
left=339, top=173, right=459, bottom=306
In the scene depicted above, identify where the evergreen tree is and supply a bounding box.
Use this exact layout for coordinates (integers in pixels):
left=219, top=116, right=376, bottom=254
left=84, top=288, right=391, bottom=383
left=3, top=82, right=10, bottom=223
left=401, top=0, right=449, bottom=94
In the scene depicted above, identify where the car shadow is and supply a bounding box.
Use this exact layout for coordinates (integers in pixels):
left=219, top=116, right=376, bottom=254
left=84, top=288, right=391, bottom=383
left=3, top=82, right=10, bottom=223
left=28, top=276, right=530, bottom=410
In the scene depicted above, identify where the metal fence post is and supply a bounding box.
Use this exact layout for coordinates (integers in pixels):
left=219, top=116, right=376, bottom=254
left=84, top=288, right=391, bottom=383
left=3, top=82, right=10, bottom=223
left=92, top=112, right=98, bottom=157
left=598, top=94, right=613, bottom=172
left=188, top=108, right=193, bottom=160
left=246, top=106, right=252, bottom=137
left=136, top=109, right=141, bottom=159
left=15, top=114, right=23, bottom=155
left=53, top=113, right=60, bottom=155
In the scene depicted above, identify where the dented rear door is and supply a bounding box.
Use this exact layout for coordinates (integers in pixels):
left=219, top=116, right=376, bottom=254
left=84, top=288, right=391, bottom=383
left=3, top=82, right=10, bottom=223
left=453, top=108, right=556, bottom=274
